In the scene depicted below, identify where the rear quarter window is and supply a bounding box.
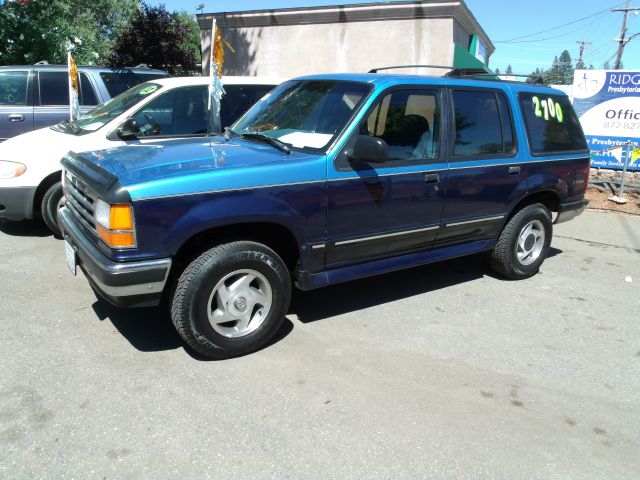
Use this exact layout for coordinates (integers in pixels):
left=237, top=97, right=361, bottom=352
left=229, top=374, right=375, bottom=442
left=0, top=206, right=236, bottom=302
left=519, top=93, right=588, bottom=155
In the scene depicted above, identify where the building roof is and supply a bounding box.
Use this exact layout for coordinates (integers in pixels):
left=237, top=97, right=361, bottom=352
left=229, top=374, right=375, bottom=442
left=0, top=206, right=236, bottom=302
left=197, top=0, right=494, bottom=55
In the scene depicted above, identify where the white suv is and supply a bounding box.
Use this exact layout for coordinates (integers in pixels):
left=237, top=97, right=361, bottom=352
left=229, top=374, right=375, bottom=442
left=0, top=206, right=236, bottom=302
left=0, top=76, right=280, bottom=236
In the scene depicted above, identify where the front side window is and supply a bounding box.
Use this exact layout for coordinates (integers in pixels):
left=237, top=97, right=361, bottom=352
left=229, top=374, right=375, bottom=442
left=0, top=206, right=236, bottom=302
left=359, top=89, right=440, bottom=162
left=130, top=86, right=208, bottom=137
left=519, top=93, right=588, bottom=155
left=453, top=90, right=515, bottom=157
left=233, top=80, right=371, bottom=151
left=0, top=71, right=28, bottom=105
left=221, top=84, right=275, bottom=129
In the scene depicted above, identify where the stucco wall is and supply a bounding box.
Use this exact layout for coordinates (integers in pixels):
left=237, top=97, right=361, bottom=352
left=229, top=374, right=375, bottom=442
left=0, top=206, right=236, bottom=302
left=203, top=18, right=455, bottom=78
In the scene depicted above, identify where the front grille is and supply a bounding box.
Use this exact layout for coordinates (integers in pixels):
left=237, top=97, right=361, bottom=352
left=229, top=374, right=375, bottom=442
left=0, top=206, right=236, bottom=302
left=63, top=170, right=97, bottom=235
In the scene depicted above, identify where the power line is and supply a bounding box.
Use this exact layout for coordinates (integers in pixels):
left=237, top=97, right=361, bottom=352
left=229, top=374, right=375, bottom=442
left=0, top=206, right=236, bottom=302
left=495, top=15, right=610, bottom=44
left=494, top=2, right=626, bottom=43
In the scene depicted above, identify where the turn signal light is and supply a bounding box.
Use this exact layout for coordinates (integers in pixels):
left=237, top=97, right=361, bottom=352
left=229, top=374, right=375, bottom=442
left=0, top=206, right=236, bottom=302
left=94, top=199, right=136, bottom=248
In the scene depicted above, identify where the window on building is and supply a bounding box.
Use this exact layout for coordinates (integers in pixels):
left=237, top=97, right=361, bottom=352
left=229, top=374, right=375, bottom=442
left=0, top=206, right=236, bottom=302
left=519, top=93, right=588, bottom=154
left=360, top=89, right=440, bottom=162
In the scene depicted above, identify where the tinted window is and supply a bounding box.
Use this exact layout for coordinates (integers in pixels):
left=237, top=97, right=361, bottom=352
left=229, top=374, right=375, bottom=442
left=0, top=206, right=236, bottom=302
left=360, top=89, right=440, bottom=162
left=131, top=86, right=208, bottom=137
left=0, top=71, right=28, bottom=105
left=519, top=93, right=588, bottom=154
left=39, top=71, right=69, bottom=105
left=100, top=72, right=167, bottom=97
left=80, top=73, right=98, bottom=106
left=221, top=85, right=274, bottom=128
left=497, top=93, right=515, bottom=153
left=453, top=90, right=509, bottom=157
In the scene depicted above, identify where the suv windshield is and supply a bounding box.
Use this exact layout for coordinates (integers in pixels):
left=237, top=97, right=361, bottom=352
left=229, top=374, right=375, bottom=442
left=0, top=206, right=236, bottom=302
left=232, top=80, right=372, bottom=151
left=55, top=82, right=162, bottom=134
left=100, top=71, right=167, bottom=97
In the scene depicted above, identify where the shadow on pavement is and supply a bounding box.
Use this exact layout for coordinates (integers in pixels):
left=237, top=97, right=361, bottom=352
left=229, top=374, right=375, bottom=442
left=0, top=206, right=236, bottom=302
left=88, top=248, right=565, bottom=357
left=91, top=299, right=294, bottom=360
left=0, top=219, right=52, bottom=238
left=289, top=252, right=492, bottom=324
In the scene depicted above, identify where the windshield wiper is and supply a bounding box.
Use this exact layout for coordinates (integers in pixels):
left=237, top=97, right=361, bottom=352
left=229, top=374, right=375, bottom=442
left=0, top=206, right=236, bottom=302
left=52, top=120, right=81, bottom=135
left=224, top=127, right=236, bottom=141
left=241, top=132, right=291, bottom=154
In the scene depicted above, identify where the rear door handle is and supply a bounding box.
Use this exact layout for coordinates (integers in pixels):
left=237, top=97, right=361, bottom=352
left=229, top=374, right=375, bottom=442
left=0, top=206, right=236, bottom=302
left=508, top=166, right=521, bottom=175
left=424, top=173, right=440, bottom=183
left=8, top=114, right=25, bottom=122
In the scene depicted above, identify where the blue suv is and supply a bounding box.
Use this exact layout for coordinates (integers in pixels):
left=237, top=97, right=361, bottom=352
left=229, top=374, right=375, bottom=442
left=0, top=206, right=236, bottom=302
left=59, top=73, right=590, bottom=359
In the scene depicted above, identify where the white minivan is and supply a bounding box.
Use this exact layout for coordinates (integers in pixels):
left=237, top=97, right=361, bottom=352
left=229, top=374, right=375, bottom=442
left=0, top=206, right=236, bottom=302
left=0, top=76, right=279, bottom=236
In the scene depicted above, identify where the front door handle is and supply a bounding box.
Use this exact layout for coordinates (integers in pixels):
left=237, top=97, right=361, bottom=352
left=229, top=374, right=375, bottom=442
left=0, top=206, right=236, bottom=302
left=424, top=173, right=440, bottom=183
left=8, top=114, right=25, bottom=122
left=508, top=166, right=521, bottom=175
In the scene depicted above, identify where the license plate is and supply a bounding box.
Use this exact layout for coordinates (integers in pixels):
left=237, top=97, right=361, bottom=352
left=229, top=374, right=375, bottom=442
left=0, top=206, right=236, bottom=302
left=65, top=240, right=76, bottom=275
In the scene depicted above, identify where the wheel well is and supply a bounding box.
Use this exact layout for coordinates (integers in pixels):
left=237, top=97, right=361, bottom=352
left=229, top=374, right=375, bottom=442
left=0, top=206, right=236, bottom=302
left=33, top=171, right=62, bottom=218
left=508, top=191, right=560, bottom=221
left=172, top=222, right=301, bottom=275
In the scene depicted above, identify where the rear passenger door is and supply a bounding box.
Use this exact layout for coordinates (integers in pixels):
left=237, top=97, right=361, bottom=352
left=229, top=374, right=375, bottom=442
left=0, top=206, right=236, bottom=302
left=34, top=71, right=99, bottom=130
left=326, top=87, right=447, bottom=268
left=436, top=88, right=525, bottom=247
left=0, top=69, right=34, bottom=140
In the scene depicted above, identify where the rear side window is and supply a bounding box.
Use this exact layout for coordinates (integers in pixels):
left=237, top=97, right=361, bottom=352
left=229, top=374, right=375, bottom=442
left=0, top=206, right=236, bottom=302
left=100, top=72, right=167, bottom=97
left=519, top=93, right=587, bottom=155
left=0, top=71, right=28, bottom=105
left=452, top=90, right=515, bottom=157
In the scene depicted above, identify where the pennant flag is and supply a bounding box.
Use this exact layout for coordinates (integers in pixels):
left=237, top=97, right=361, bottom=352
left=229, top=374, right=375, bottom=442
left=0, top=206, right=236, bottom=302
left=208, top=18, right=226, bottom=134
left=67, top=51, right=80, bottom=121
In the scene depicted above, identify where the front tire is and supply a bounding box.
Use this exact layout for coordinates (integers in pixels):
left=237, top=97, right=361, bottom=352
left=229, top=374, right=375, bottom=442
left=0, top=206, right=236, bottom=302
left=490, top=203, right=552, bottom=279
left=170, top=241, right=291, bottom=359
left=41, top=181, right=65, bottom=238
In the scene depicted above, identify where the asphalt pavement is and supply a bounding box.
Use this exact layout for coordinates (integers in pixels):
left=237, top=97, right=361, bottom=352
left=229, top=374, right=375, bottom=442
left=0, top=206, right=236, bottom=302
left=1, top=210, right=639, bottom=479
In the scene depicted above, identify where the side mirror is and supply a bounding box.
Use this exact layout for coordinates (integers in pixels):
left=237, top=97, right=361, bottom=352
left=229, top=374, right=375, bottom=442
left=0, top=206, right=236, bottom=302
left=117, top=118, right=140, bottom=140
left=348, top=135, right=389, bottom=164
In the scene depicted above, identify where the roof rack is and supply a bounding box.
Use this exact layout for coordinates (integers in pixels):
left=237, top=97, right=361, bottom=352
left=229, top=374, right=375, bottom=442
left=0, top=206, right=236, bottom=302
left=134, top=63, right=151, bottom=69
left=368, top=64, right=548, bottom=85
left=368, top=64, right=454, bottom=73
left=34, top=60, right=49, bottom=65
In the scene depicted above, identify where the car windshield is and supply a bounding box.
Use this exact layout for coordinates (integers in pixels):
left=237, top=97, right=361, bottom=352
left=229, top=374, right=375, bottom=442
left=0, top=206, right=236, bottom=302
left=232, top=80, right=372, bottom=151
left=67, top=82, right=163, bottom=133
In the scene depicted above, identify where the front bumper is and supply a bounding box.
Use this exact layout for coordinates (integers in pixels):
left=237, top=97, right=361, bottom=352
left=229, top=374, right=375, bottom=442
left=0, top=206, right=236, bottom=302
left=0, top=186, right=37, bottom=220
left=59, top=206, right=172, bottom=308
left=555, top=199, right=588, bottom=224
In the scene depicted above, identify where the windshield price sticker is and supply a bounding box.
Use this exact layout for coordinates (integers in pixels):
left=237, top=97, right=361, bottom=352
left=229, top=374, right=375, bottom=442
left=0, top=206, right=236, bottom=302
left=139, top=85, right=158, bottom=95
left=532, top=96, right=564, bottom=123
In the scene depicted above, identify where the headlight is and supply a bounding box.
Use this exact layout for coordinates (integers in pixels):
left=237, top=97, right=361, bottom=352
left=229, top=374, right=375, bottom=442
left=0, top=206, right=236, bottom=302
left=0, top=160, right=26, bottom=179
left=94, top=198, right=136, bottom=248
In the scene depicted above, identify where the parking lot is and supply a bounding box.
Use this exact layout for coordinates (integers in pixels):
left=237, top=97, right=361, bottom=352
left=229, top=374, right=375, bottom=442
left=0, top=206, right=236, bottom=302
left=1, top=209, right=639, bottom=479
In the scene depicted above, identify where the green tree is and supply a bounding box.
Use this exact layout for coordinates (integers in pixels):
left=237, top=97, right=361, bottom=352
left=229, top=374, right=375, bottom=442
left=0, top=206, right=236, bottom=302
left=0, top=0, right=138, bottom=65
left=528, top=49, right=574, bottom=85
left=505, top=64, right=513, bottom=75
left=107, top=3, right=201, bottom=74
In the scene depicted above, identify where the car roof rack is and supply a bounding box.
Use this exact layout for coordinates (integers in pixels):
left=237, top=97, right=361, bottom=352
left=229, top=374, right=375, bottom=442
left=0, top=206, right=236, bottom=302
left=369, top=64, right=548, bottom=85
left=134, top=63, right=151, bottom=69
left=33, top=60, right=49, bottom=65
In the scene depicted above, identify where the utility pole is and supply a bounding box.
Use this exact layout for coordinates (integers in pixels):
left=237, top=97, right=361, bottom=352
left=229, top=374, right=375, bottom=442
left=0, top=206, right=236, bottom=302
left=576, top=40, right=590, bottom=68
left=612, top=0, right=640, bottom=69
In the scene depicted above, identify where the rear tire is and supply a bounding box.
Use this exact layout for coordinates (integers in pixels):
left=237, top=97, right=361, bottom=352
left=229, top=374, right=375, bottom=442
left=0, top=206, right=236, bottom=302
left=41, top=181, right=64, bottom=238
left=170, top=241, right=291, bottom=359
left=490, top=203, right=552, bottom=280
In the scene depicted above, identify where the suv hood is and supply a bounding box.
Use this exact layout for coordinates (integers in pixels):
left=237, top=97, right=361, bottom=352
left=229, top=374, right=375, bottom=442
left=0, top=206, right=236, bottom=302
left=75, top=136, right=325, bottom=200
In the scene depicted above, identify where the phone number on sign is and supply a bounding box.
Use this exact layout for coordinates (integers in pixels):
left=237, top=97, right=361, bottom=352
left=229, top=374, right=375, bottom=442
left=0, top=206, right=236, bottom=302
left=603, top=121, right=640, bottom=129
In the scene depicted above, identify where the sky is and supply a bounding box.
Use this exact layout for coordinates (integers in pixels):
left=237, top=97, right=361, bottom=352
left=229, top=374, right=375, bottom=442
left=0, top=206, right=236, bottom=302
left=149, top=0, right=640, bottom=74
